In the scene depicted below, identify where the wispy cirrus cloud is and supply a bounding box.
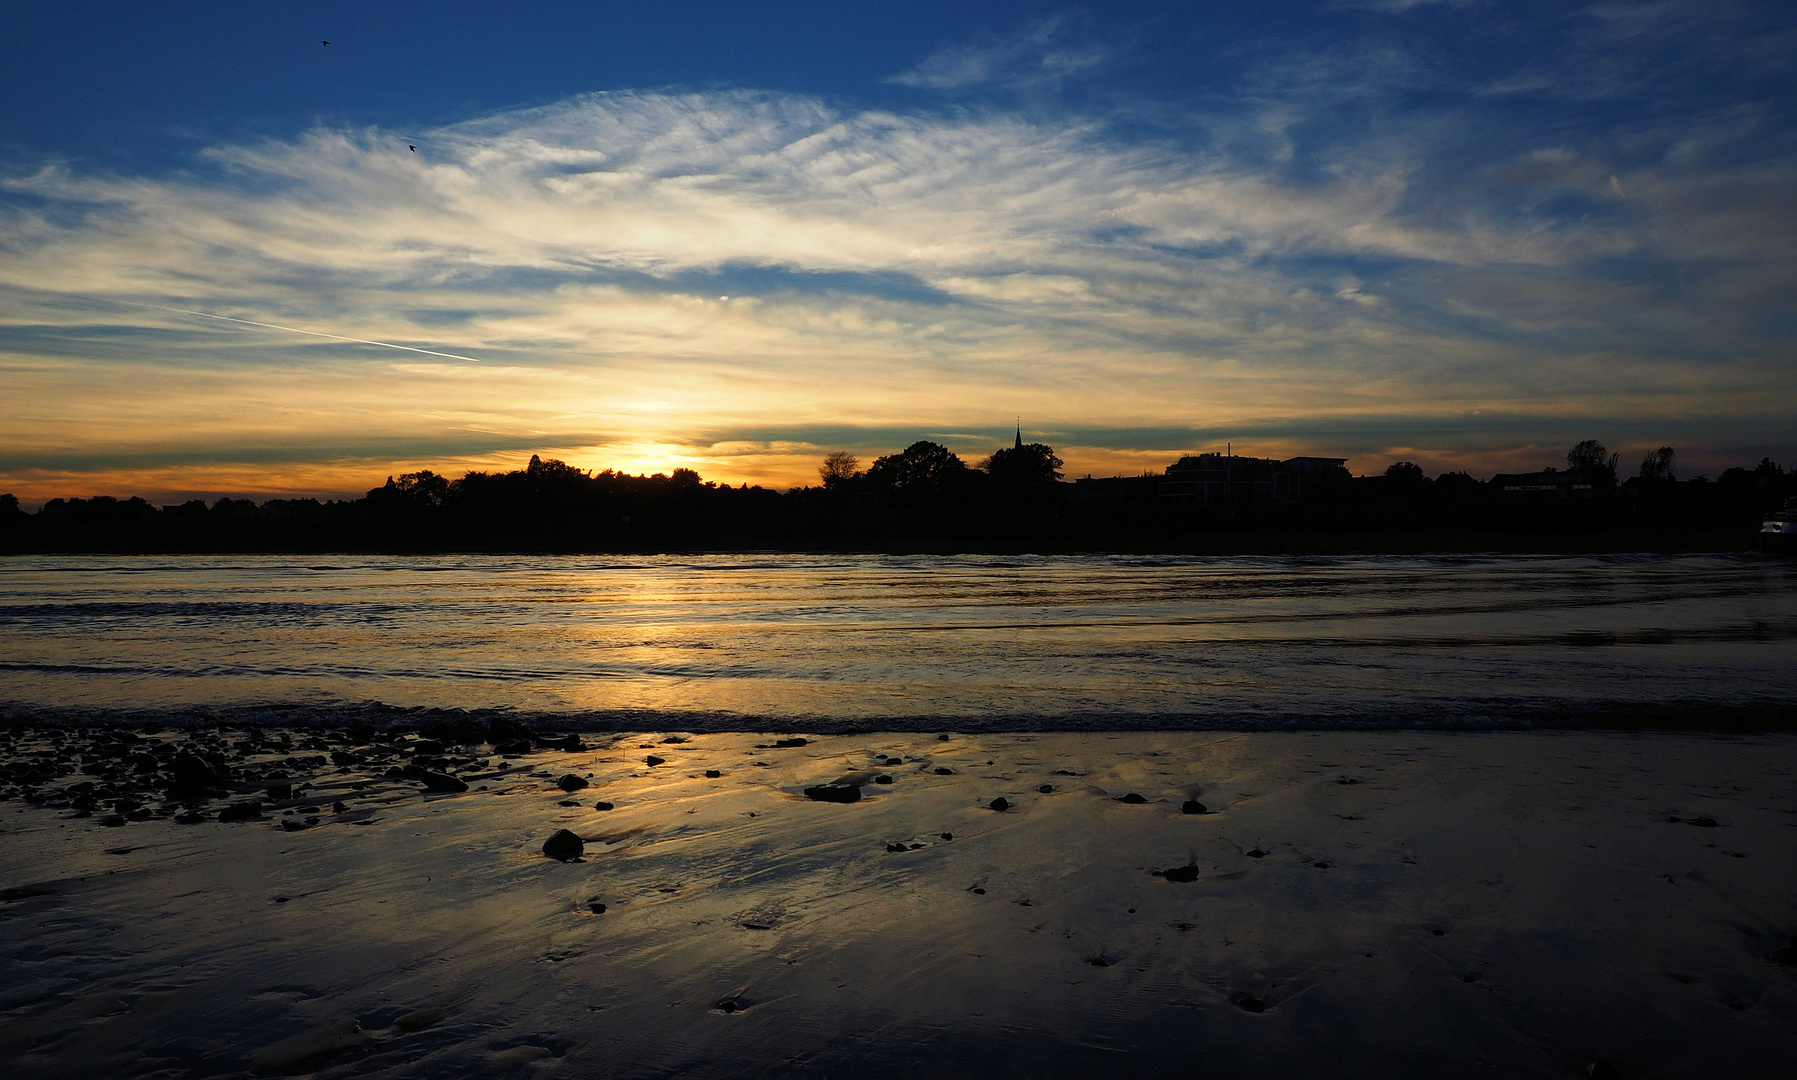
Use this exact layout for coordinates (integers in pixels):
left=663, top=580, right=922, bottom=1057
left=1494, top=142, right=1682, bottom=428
left=0, top=15, right=1793, bottom=504
left=884, top=17, right=1115, bottom=92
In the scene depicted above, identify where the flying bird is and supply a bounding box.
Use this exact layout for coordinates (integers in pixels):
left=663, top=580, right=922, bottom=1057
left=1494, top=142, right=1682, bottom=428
left=409, top=145, right=416, bottom=152
left=322, top=40, right=330, bottom=46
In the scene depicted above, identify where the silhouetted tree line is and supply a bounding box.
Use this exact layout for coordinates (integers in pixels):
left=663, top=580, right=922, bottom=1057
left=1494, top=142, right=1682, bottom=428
left=2, top=439, right=1792, bottom=554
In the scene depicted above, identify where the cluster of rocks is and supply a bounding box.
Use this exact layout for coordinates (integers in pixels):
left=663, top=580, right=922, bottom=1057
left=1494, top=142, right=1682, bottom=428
left=0, top=715, right=593, bottom=827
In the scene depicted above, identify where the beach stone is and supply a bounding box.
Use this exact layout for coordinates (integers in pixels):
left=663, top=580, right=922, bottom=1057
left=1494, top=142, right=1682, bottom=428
left=98, top=813, right=127, bottom=827
left=1038, top=784, right=1053, bottom=794
left=494, top=739, right=532, bottom=755
left=1182, top=800, right=1208, bottom=814
left=1162, top=864, right=1200, bottom=882
left=1116, top=792, right=1148, bottom=804
left=542, top=829, right=584, bottom=861
left=588, top=900, right=607, bottom=914
left=265, top=782, right=292, bottom=801
left=940, top=832, right=953, bottom=841
left=937, top=734, right=950, bottom=741
left=774, top=738, right=808, bottom=748
left=934, top=767, right=954, bottom=776
left=886, top=842, right=907, bottom=852
left=593, top=801, right=614, bottom=811
left=557, top=799, right=579, bottom=807
left=803, top=784, right=861, bottom=804
left=332, top=801, right=348, bottom=813
left=1235, top=996, right=1266, bottom=1013
left=551, top=733, right=583, bottom=752
left=175, top=810, right=208, bottom=824
left=1686, top=816, right=1719, bottom=828
left=1245, top=847, right=1267, bottom=858
left=280, top=818, right=311, bottom=832
left=989, top=797, right=1010, bottom=812
left=412, top=740, right=444, bottom=755
left=705, top=770, right=721, bottom=778
left=169, top=753, right=218, bottom=794
left=645, top=755, right=665, bottom=767
left=1588, top=1061, right=1621, bottom=1080
left=716, top=998, right=741, bottom=1013
left=218, top=800, right=264, bottom=822
left=556, top=774, right=589, bottom=791
left=421, top=771, right=469, bottom=793
left=874, top=774, right=893, bottom=784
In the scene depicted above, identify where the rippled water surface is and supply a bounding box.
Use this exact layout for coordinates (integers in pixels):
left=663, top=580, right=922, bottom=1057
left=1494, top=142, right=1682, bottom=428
left=2, top=553, right=1793, bottom=728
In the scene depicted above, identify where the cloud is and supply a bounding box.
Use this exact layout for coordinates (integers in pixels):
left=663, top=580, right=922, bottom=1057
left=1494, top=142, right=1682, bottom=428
left=885, top=18, right=1113, bottom=92
left=0, top=40, right=1793, bottom=501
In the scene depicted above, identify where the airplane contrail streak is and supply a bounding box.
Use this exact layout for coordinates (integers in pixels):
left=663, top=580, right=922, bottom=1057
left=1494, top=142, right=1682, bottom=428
left=120, top=302, right=483, bottom=363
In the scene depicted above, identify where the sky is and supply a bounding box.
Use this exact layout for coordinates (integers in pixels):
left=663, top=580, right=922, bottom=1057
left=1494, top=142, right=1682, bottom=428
left=2, top=0, right=1794, bottom=505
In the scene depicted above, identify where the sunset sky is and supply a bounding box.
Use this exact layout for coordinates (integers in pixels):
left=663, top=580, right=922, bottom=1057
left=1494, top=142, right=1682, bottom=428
left=3, top=1, right=1793, bottom=505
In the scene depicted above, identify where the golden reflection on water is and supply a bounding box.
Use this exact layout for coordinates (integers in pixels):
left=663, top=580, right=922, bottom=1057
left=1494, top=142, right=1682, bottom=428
left=1, top=553, right=1794, bottom=723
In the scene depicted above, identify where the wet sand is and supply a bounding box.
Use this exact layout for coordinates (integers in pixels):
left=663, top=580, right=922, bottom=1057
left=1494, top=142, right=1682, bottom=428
left=3, top=726, right=1796, bottom=1078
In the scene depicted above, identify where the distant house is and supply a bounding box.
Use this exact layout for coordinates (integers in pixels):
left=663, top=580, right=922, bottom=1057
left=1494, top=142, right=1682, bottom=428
left=1157, top=454, right=1349, bottom=503
left=1490, top=468, right=1596, bottom=498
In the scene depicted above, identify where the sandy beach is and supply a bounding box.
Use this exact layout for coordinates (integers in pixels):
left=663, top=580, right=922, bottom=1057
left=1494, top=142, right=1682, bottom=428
left=3, top=726, right=1796, bottom=1078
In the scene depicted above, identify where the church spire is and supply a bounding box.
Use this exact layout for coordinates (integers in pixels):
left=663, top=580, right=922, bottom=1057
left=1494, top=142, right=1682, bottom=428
left=1015, top=419, right=1023, bottom=450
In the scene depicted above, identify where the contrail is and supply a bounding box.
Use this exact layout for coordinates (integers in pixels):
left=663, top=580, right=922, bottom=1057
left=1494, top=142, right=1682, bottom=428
left=119, top=301, right=482, bottom=363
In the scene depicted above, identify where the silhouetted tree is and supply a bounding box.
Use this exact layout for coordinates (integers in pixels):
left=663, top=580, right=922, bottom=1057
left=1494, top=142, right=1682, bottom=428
left=1567, top=440, right=1619, bottom=487
left=1638, top=446, right=1676, bottom=483
left=819, top=451, right=861, bottom=488
left=984, top=443, right=1064, bottom=485
left=368, top=470, right=450, bottom=508
left=1385, top=461, right=1426, bottom=484
left=865, top=441, right=971, bottom=500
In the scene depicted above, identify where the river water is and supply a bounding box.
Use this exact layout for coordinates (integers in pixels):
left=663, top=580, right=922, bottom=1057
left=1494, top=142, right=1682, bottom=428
left=1, top=553, right=1793, bottom=729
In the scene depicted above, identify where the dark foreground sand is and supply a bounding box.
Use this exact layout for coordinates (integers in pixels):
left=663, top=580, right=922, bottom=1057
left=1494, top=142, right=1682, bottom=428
left=3, top=726, right=1796, bottom=1078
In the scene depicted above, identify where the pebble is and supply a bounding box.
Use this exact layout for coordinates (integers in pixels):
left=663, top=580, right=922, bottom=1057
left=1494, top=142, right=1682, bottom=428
left=1162, top=864, right=1200, bottom=882
left=170, top=753, right=218, bottom=793
left=556, top=774, right=589, bottom=791
left=542, top=829, right=584, bottom=861
left=421, top=771, right=469, bottom=793
left=1116, top=792, right=1148, bottom=804
left=266, top=783, right=293, bottom=801
left=587, top=900, right=607, bottom=914
left=803, top=784, right=862, bottom=804
left=1038, top=784, right=1053, bottom=794
left=1235, top=996, right=1266, bottom=1013
left=645, top=756, right=665, bottom=767
left=705, top=769, right=721, bottom=778
left=593, top=801, right=614, bottom=811
left=218, top=800, right=264, bottom=822
left=1588, top=1061, right=1620, bottom=1080
left=934, top=767, right=954, bottom=776
left=774, top=738, right=808, bottom=748
left=1181, top=800, right=1208, bottom=814
left=99, top=814, right=127, bottom=827
left=874, top=774, right=893, bottom=784
left=989, top=797, right=1010, bottom=812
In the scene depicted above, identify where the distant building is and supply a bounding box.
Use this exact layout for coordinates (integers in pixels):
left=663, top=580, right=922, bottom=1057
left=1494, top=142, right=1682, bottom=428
left=1490, top=468, right=1596, bottom=498
left=1157, top=453, right=1349, bottom=503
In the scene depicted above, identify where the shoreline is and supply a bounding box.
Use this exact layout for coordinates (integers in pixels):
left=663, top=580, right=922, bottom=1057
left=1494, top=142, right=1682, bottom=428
left=0, top=528, right=1777, bottom=556
left=4, top=726, right=1795, bottom=1077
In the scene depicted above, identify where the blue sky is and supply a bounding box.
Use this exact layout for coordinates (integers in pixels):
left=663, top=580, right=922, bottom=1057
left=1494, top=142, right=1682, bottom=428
left=2, top=1, right=1793, bottom=501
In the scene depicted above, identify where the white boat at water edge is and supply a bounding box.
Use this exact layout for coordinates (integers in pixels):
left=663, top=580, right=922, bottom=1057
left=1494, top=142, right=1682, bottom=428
left=1763, top=497, right=1797, bottom=552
